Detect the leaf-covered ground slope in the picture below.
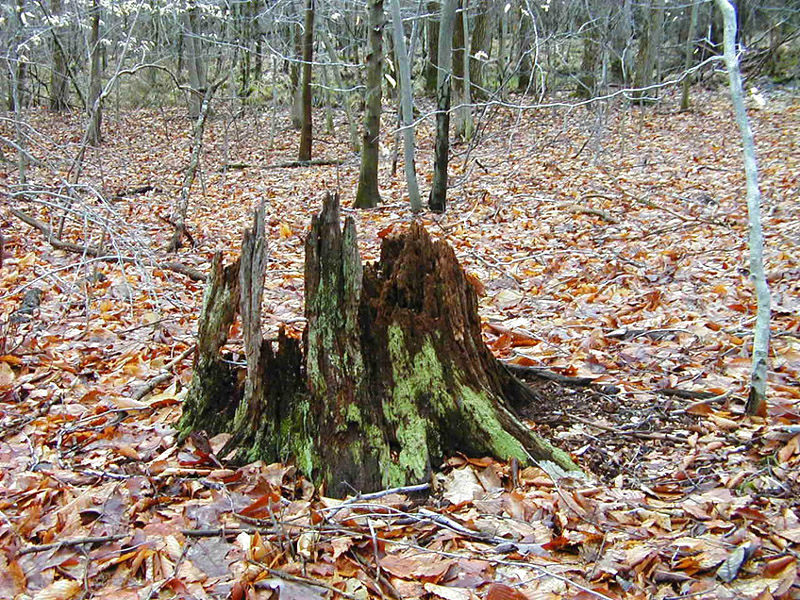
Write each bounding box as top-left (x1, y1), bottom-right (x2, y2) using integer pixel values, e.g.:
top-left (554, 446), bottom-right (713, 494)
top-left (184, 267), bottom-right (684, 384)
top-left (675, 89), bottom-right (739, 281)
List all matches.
top-left (1, 88), bottom-right (799, 599)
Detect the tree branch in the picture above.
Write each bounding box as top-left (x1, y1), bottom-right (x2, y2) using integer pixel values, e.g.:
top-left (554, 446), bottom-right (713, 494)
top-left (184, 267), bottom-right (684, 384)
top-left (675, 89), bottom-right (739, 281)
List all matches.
top-left (10, 208), bottom-right (206, 281)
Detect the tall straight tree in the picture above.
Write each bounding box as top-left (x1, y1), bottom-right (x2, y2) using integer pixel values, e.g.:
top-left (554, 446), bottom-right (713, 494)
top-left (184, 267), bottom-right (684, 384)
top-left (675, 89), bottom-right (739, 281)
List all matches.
top-left (49, 0), bottom-right (69, 111)
top-left (428, 0), bottom-right (457, 213)
top-left (354, 0), bottom-right (384, 208)
top-left (680, 0), bottom-right (701, 111)
top-left (87, 0), bottom-right (102, 146)
top-left (424, 1), bottom-right (440, 96)
top-left (458, 0), bottom-right (473, 140)
top-left (298, 0), bottom-right (314, 161)
top-left (184, 0), bottom-right (207, 118)
top-left (389, 0), bottom-right (421, 212)
top-left (715, 0), bottom-right (771, 417)
top-left (632, 0), bottom-right (663, 102)
top-left (468, 0), bottom-right (489, 99)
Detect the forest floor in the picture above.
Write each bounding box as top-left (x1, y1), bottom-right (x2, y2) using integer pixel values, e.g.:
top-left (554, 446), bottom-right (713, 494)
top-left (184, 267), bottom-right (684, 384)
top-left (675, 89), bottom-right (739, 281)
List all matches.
top-left (1, 85), bottom-right (799, 600)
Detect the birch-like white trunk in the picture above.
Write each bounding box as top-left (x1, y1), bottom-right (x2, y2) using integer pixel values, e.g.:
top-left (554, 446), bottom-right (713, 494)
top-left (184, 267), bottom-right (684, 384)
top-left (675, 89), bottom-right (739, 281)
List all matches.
top-left (319, 27), bottom-right (360, 152)
top-left (389, 0), bottom-right (421, 212)
top-left (715, 0), bottom-right (771, 416)
top-left (456, 0), bottom-right (474, 141)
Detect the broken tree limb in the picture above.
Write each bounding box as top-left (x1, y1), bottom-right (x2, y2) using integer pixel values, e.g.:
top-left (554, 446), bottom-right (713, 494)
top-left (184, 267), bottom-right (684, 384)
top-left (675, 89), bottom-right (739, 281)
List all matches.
top-left (263, 158), bottom-right (345, 169)
top-left (166, 76), bottom-right (227, 253)
top-left (129, 345), bottom-right (196, 401)
top-left (10, 208), bottom-right (206, 281)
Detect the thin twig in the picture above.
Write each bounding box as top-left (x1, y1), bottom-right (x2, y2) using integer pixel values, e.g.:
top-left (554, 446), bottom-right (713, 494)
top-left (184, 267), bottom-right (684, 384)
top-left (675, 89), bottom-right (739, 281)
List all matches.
top-left (254, 564), bottom-right (363, 600)
top-left (10, 208), bottom-right (206, 281)
top-left (17, 534), bottom-right (128, 556)
top-left (564, 412), bottom-right (687, 444)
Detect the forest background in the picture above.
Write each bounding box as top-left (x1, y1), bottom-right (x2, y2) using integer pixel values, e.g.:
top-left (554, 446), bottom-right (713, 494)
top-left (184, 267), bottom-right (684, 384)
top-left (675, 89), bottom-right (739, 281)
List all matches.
top-left (1, 1), bottom-right (799, 599)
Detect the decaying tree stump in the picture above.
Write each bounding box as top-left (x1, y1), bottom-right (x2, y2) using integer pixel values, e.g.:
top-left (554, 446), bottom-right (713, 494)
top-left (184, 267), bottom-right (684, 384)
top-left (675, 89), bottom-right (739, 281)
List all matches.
top-left (179, 194), bottom-right (579, 496)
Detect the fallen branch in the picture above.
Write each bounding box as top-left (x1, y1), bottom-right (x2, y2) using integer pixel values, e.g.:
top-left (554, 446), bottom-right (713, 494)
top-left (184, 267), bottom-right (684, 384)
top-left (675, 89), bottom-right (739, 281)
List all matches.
top-left (10, 208), bottom-right (206, 281)
top-left (503, 362), bottom-right (596, 387)
top-left (111, 184), bottom-right (160, 200)
top-left (182, 527), bottom-right (258, 537)
top-left (130, 345), bottom-right (196, 401)
top-left (564, 413), bottom-right (687, 444)
top-left (264, 158), bottom-right (345, 169)
top-left (658, 388), bottom-right (722, 401)
top-left (256, 565), bottom-right (364, 600)
top-left (17, 534), bottom-right (128, 556)
top-left (554, 201), bottom-right (619, 224)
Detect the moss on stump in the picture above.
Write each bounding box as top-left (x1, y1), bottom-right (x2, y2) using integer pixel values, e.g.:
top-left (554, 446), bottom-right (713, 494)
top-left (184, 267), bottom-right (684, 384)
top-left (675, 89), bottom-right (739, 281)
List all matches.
top-left (179, 194), bottom-right (580, 497)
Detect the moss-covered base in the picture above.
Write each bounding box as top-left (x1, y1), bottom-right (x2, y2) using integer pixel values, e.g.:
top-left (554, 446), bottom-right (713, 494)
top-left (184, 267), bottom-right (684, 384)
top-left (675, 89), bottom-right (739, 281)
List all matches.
top-left (180, 194), bottom-right (582, 498)
top-left (177, 355), bottom-right (239, 443)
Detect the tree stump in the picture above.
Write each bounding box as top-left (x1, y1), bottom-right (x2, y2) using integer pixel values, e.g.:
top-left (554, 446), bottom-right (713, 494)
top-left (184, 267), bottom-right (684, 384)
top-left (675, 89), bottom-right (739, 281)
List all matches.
top-left (179, 194), bottom-right (579, 497)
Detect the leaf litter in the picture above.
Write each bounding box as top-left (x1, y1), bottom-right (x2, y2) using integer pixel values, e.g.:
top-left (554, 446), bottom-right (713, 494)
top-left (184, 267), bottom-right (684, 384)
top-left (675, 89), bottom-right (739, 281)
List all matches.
top-left (1, 88), bottom-right (799, 599)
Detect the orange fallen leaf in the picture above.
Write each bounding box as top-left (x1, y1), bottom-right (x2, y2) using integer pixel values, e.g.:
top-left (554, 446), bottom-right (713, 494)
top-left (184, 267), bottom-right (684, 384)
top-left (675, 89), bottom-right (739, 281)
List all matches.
top-left (485, 583), bottom-right (529, 600)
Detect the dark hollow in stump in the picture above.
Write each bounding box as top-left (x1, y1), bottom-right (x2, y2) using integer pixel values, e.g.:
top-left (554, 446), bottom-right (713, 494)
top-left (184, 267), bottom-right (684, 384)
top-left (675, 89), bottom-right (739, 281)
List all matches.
top-left (179, 194), bottom-right (579, 497)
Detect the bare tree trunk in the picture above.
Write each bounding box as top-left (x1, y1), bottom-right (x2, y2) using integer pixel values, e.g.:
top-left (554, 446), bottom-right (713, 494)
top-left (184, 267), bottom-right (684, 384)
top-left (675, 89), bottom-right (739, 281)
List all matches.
top-left (354, 0), bottom-right (384, 208)
top-left (389, 0), bottom-right (421, 212)
top-left (610, 0), bottom-right (633, 84)
top-left (424, 1), bottom-right (440, 96)
top-left (469, 0), bottom-right (489, 99)
top-left (319, 27), bottom-right (359, 152)
top-left (10, 74), bottom-right (26, 185)
top-left (452, 0), bottom-right (464, 106)
top-left (680, 0), bottom-right (700, 111)
top-left (516, 9), bottom-right (532, 93)
top-left (497, 2), bottom-right (508, 96)
top-left (87, 0), bottom-right (102, 146)
top-left (8, 0), bottom-right (27, 183)
top-left (49, 0), bottom-right (69, 111)
top-left (253, 0), bottom-right (263, 84)
top-left (714, 0), bottom-right (770, 417)
top-left (577, 7), bottom-right (599, 99)
top-left (184, 0), bottom-right (208, 118)
top-left (428, 0), bottom-right (457, 213)
top-left (632, 0), bottom-right (663, 103)
top-left (167, 79), bottom-right (225, 253)
top-left (454, 0), bottom-right (473, 141)
top-left (290, 17), bottom-right (303, 129)
top-left (298, 0), bottom-right (314, 161)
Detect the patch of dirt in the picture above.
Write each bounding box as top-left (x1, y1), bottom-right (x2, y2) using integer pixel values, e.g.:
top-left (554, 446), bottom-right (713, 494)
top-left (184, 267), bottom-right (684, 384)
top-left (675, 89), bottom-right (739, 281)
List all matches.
top-left (517, 375), bottom-right (702, 484)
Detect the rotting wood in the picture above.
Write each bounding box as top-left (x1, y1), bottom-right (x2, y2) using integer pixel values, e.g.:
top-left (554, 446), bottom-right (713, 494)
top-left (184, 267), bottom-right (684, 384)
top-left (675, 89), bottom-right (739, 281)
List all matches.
top-left (179, 193), bottom-right (581, 497)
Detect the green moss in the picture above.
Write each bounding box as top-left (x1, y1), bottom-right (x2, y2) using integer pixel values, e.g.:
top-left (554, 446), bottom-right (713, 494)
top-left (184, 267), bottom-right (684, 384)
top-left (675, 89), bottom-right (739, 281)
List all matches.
top-left (385, 326), bottom-right (580, 476)
top-left (457, 384), bottom-right (529, 462)
top-left (243, 432), bottom-right (271, 464)
top-left (272, 396), bottom-right (316, 476)
top-left (457, 385), bottom-right (579, 473)
top-left (345, 402), bottom-right (363, 425)
top-left (385, 325), bottom-right (443, 483)
top-left (293, 398), bottom-right (316, 476)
